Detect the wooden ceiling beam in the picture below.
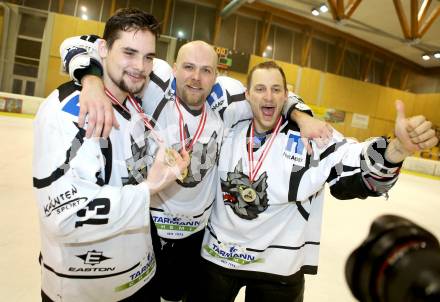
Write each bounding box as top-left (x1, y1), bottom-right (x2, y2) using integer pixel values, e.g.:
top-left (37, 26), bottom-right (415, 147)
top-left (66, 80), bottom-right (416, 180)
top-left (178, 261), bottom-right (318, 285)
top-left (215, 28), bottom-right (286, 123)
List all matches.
top-left (161, 0), bottom-right (172, 35)
top-left (393, 0), bottom-right (411, 39)
top-left (327, 0), bottom-right (339, 21)
top-left (418, 0), bottom-right (431, 23)
top-left (411, 0), bottom-right (419, 38)
top-left (300, 29), bottom-right (313, 67)
top-left (418, 5), bottom-right (440, 37)
top-left (213, 0), bottom-right (226, 45)
top-left (345, 0), bottom-right (362, 18)
top-left (384, 61), bottom-right (396, 87)
top-left (337, 0), bottom-right (345, 19)
top-left (335, 39), bottom-right (347, 75)
top-left (400, 69), bottom-right (410, 90)
top-left (241, 2), bottom-right (439, 74)
top-left (362, 51), bottom-right (375, 82)
top-left (258, 12), bottom-right (273, 56)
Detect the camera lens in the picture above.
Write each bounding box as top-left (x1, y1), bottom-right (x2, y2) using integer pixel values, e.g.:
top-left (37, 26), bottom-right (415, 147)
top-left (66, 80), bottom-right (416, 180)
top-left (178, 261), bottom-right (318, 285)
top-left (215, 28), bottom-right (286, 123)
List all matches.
top-left (345, 215), bottom-right (440, 302)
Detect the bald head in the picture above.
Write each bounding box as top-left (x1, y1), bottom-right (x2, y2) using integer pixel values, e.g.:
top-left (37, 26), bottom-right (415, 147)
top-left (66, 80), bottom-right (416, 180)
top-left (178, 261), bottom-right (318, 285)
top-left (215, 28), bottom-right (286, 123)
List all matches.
top-left (173, 40), bottom-right (218, 109)
top-left (176, 40), bottom-right (218, 68)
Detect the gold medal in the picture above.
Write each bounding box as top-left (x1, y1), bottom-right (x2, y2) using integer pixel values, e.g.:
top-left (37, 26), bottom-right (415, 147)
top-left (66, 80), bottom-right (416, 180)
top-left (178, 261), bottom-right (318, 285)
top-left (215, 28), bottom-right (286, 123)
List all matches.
top-left (177, 167), bottom-right (188, 181)
top-left (177, 151), bottom-right (191, 181)
top-left (239, 186), bottom-right (257, 203)
top-left (164, 148), bottom-right (177, 167)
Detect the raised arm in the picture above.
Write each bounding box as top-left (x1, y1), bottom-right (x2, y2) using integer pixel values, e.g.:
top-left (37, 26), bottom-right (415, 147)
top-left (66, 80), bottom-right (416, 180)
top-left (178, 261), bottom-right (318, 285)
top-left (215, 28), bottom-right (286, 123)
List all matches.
top-left (60, 35), bottom-right (117, 138)
top-left (325, 99), bottom-right (438, 200)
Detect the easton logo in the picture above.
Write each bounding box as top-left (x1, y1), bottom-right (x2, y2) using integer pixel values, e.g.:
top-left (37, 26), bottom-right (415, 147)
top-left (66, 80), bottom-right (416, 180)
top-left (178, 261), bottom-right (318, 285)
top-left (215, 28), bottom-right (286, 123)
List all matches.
top-left (76, 250), bottom-right (111, 265)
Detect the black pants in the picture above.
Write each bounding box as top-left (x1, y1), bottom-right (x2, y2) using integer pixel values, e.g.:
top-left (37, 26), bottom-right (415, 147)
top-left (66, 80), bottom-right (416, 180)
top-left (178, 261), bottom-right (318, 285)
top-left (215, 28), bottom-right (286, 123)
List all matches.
top-left (150, 220), bottom-right (205, 302)
top-left (41, 276), bottom-right (160, 302)
top-left (186, 259), bottom-right (305, 302)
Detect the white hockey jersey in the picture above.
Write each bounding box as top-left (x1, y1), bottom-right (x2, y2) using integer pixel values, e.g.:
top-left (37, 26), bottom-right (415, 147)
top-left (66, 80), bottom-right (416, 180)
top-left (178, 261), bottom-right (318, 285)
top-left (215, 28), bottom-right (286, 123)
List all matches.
top-left (59, 36), bottom-right (312, 240)
top-left (33, 82), bottom-right (156, 301)
top-left (201, 119), bottom-right (400, 279)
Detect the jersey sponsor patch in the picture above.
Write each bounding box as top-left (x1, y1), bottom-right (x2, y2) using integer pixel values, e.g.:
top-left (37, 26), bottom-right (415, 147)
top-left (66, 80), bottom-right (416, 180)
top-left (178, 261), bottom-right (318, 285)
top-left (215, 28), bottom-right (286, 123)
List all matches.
top-left (284, 130), bottom-right (307, 167)
top-left (62, 95), bottom-right (80, 116)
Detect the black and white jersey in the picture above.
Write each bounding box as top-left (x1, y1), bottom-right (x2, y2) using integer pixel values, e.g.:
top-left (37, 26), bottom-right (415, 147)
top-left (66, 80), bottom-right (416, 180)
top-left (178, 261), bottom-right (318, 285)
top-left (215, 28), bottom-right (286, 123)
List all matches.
top-left (33, 82), bottom-right (155, 301)
top-left (201, 119), bottom-right (400, 278)
top-left (59, 36), bottom-right (311, 240)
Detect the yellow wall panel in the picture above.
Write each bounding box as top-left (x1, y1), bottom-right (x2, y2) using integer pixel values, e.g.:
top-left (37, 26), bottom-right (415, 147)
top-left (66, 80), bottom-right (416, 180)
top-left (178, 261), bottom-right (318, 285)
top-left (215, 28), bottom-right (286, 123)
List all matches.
top-left (347, 80), bottom-right (380, 115)
top-left (276, 60), bottom-right (298, 87)
top-left (76, 19), bottom-right (102, 36)
top-left (321, 73), bottom-right (353, 111)
top-left (45, 57), bottom-right (70, 97)
top-left (50, 14), bottom-right (78, 57)
top-left (298, 67), bottom-right (320, 105)
top-left (376, 87), bottom-right (415, 121)
top-left (416, 94), bottom-right (440, 125)
top-left (227, 71), bottom-right (247, 85)
top-left (370, 118), bottom-right (394, 138)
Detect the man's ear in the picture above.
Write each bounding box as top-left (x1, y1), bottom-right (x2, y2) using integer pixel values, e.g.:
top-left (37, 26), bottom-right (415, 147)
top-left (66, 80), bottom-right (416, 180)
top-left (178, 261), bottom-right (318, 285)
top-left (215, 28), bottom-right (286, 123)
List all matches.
top-left (98, 39), bottom-right (108, 58)
top-left (172, 63), bottom-right (177, 77)
top-left (245, 88), bottom-right (250, 101)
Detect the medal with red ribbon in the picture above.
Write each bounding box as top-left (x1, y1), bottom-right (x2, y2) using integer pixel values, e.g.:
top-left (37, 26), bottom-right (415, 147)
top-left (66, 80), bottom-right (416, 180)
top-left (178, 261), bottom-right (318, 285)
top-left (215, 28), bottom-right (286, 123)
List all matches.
top-left (241, 116), bottom-right (283, 203)
top-left (173, 96), bottom-right (207, 180)
top-left (104, 88), bottom-right (163, 143)
top-left (174, 96), bottom-right (207, 152)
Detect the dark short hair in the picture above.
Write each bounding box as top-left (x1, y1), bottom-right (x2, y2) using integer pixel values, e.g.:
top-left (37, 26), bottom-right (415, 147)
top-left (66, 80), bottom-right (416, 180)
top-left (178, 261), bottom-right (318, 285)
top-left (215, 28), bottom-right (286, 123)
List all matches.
top-left (246, 61), bottom-right (287, 91)
top-left (103, 8), bottom-right (160, 49)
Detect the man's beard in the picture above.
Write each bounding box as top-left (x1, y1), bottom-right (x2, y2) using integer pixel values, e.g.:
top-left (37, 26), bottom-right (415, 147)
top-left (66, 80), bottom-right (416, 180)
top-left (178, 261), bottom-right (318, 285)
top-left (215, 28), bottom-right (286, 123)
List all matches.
top-left (110, 72), bottom-right (145, 95)
top-left (180, 88), bottom-right (205, 108)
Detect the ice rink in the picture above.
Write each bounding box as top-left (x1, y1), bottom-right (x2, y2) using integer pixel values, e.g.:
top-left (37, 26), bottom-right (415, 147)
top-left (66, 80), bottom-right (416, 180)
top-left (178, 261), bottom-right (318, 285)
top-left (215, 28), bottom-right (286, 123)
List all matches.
top-left (1, 114), bottom-right (439, 302)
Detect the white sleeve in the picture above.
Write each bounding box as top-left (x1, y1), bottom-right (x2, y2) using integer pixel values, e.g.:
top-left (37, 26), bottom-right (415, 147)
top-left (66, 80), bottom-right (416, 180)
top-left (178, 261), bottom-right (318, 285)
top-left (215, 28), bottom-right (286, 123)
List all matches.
top-left (59, 35), bottom-right (102, 84)
top-left (33, 92), bottom-right (150, 244)
top-left (207, 76), bottom-right (251, 129)
top-left (318, 131), bottom-right (401, 199)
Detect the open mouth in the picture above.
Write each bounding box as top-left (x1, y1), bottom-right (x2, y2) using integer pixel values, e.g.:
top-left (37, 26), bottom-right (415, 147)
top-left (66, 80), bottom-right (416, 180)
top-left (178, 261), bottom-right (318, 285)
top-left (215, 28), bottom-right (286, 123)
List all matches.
top-left (261, 105), bottom-right (276, 118)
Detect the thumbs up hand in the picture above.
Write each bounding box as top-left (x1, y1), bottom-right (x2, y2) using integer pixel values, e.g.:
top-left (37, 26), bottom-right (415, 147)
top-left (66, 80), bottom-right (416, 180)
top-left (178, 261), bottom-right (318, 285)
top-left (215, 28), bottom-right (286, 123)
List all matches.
top-left (385, 100), bottom-right (439, 163)
top-left (394, 99), bottom-right (438, 154)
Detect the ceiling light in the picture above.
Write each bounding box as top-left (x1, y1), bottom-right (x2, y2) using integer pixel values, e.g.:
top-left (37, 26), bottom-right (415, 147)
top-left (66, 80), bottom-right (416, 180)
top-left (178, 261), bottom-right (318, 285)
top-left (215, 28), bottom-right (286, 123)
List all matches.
top-left (422, 54), bottom-right (430, 61)
top-left (433, 52), bottom-right (440, 59)
top-left (311, 8), bottom-right (320, 16)
top-left (266, 45), bottom-right (272, 51)
top-left (177, 30), bottom-right (185, 38)
top-left (80, 6), bottom-right (87, 12)
top-left (81, 14), bottom-right (88, 20)
top-left (319, 4), bottom-right (328, 13)
top-left (262, 52), bottom-right (267, 57)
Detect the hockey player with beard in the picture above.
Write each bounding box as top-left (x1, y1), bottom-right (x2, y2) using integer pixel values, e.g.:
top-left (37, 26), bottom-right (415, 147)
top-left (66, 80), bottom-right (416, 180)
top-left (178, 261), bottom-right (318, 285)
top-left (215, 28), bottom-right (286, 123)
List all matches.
top-left (59, 34), bottom-right (333, 301)
top-left (33, 9), bottom-right (189, 302)
top-left (191, 61), bottom-right (439, 302)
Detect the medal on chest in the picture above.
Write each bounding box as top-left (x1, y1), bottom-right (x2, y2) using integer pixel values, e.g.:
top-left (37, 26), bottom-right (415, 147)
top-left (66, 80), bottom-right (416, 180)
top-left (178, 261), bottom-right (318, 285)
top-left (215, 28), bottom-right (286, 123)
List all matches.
top-left (174, 96), bottom-right (206, 181)
top-left (241, 116), bottom-right (283, 203)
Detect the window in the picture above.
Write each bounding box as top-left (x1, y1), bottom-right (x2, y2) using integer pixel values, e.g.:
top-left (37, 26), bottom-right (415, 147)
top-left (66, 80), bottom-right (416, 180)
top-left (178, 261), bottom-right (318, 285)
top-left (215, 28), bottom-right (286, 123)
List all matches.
top-left (236, 16), bottom-right (256, 54)
top-left (171, 1), bottom-right (195, 40)
top-left (23, 0), bottom-right (49, 10)
top-left (310, 37), bottom-right (327, 70)
top-left (343, 49), bottom-right (360, 79)
top-left (193, 5), bottom-right (216, 44)
top-left (77, 0), bottom-right (102, 21)
top-left (218, 15), bottom-right (236, 49)
top-left (292, 31), bottom-right (303, 65)
top-left (274, 26), bottom-right (292, 63)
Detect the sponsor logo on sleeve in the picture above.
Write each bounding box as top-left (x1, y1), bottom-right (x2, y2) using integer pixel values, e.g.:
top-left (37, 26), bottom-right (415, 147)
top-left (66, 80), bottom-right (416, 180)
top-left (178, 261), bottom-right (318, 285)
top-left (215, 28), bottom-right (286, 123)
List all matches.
top-left (283, 130), bottom-right (307, 167)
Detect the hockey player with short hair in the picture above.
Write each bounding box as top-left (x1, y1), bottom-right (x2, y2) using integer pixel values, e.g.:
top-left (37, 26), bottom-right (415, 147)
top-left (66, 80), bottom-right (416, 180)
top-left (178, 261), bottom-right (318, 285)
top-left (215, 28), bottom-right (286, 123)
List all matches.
top-left (33, 9), bottom-right (189, 302)
top-left (190, 61), bottom-right (439, 302)
top-left (59, 33), bottom-right (333, 301)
